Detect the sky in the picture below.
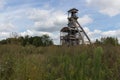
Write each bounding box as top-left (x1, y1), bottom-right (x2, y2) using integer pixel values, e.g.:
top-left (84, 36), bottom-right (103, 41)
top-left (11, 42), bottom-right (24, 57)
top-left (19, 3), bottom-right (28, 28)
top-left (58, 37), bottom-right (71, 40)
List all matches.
top-left (0, 0), bottom-right (120, 44)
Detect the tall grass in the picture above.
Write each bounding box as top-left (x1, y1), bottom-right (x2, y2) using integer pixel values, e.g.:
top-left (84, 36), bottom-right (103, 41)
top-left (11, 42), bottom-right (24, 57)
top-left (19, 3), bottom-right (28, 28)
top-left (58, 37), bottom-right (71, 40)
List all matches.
top-left (0, 45), bottom-right (120, 80)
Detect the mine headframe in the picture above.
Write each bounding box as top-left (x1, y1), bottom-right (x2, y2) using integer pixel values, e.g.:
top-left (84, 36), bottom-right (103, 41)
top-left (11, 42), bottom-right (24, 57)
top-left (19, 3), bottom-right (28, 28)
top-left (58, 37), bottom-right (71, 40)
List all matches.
top-left (60, 8), bottom-right (91, 46)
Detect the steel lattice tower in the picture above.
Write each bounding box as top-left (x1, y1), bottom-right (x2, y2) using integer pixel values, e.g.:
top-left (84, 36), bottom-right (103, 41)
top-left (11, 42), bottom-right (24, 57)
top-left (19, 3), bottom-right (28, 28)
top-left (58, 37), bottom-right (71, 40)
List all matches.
top-left (60, 8), bottom-right (91, 45)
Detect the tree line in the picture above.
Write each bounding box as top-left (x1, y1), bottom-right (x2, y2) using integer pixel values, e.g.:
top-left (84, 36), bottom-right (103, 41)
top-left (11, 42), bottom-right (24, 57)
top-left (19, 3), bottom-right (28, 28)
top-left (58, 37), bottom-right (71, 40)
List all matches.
top-left (0, 35), bottom-right (119, 46)
top-left (0, 35), bottom-right (53, 47)
top-left (95, 37), bottom-right (119, 46)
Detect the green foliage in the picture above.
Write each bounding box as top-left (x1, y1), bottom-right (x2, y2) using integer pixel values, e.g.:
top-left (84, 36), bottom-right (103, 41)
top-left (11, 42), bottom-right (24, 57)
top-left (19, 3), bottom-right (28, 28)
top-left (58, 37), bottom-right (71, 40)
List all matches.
top-left (93, 47), bottom-right (103, 80)
top-left (95, 37), bottom-right (119, 46)
top-left (0, 34), bottom-right (53, 47)
top-left (0, 40), bottom-right (7, 44)
top-left (101, 37), bottom-right (119, 46)
top-left (0, 45), bottom-right (120, 80)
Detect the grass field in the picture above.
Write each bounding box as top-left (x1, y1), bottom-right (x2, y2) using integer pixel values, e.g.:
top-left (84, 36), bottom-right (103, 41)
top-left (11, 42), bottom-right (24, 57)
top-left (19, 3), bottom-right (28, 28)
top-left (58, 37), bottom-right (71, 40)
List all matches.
top-left (0, 44), bottom-right (120, 80)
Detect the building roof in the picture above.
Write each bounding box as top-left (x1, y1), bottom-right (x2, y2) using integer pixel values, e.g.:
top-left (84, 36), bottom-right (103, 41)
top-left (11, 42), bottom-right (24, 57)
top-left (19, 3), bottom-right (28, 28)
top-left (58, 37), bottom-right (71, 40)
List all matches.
top-left (68, 8), bottom-right (78, 13)
top-left (60, 27), bottom-right (70, 32)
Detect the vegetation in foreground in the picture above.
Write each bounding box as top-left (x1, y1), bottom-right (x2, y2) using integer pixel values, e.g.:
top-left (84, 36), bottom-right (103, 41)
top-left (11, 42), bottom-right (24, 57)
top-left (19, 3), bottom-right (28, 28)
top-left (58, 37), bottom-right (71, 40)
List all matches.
top-left (0, 44), bottom-right (120, 80)
top-left (0, 36), bottom-right (120, 80)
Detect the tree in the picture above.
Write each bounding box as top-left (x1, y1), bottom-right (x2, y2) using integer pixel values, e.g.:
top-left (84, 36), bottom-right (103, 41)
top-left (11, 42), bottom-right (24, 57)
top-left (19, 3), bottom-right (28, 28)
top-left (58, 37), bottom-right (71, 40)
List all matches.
top-left (95, 39), bottom-right (101, 45)
top-left (41, 35), bottom-right (53, 46)
top-left (0, 34), bottom-right (54, 47)
top-left (101, 37), bottom-right (119, 46)
top-left (32, 36), bottom-right (43, 47)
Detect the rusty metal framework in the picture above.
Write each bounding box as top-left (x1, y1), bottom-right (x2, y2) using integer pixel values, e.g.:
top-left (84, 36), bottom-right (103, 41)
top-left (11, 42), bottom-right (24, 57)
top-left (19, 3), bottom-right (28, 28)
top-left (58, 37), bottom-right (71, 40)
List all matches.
top-left (60, 8), bottom-right (91, 45)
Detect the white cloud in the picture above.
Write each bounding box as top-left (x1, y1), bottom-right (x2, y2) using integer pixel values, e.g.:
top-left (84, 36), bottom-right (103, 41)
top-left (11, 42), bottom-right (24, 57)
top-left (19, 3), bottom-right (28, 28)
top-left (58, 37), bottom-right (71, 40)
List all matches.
top-left (24, 8), bottom-right (94, 44)
top-left (20, 29), bottom-right (59, 44)
top-left (101, 30), bottom-right (120, 43)
top-left (0, 22), bottom-right (16, 32)
top-left (20, 30), bottom-right (53, 37)
top-left (1, 26), bottom-right (120, 44)
top-left (78, 15), bottom-right (93, 25)
top-left (27, 8), bottom-right (93, 32)
top-left (1, 6), bottom-right (119, 44)
top-left (27, 8), bottom-right (67, 32)
top-left (84, 27), bottom-right (102, 42)
top-left (19, 27), bottom-right (120, 45)
top-left (86, 0), bottom-right (120, 17)
top-left (102, 30), bottom-right (120, 37)
top-left (0, 6), bottom-right (119, 44)
top-left (0, 0), bottom-right (6, 9)
top-left (0, 32), bottom-right (10, 40)
top-left (84, 27), bottom-right (120, 43)
top-left (0, 22), bottom-right (17, 40)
